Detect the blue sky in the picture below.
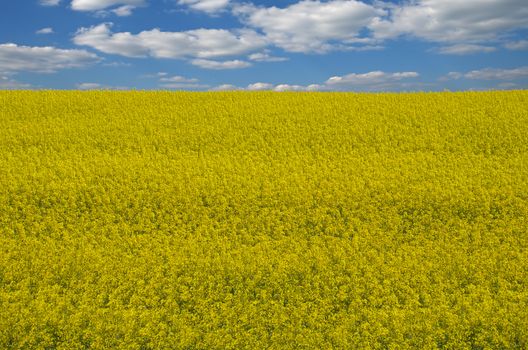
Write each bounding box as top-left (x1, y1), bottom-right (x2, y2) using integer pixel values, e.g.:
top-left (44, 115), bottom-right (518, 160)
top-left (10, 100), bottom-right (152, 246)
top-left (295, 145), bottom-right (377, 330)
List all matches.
top-left (1, 0), bottom-right (527, 91)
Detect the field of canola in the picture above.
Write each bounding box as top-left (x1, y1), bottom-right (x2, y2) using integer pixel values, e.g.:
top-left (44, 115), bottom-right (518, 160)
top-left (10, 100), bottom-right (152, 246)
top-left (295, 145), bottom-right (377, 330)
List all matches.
top-left (1, 91), bottom-right (527, 349)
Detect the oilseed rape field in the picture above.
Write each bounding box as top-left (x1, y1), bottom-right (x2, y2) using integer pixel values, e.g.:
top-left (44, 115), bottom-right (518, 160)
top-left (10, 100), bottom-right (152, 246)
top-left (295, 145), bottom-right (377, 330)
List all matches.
top-left (1, 91), bottom-right (527, 349)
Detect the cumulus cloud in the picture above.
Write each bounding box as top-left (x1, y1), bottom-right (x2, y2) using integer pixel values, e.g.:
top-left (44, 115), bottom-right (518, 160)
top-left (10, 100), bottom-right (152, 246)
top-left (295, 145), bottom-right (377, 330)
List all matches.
top-left (436, 44), bottom-right (497, 55)
top-left (68, 1), bottom-right (528, 72)
top-left (235, 0), bottom-right (384, 53)
top-left (178, 0), bottom-right (230, 13)
top-left (74, 23), bottom-right (267, 62)
top-left (247, 82), bottom-right (274, 90)
top-left (230, 0), bottom-right (528, 53)
top-left (371, 0), bottom-right (528, 43)
top-left (36, 27), bottom-right (54, 35)
top-left (0, 43), bottom-right (100, 73)
top-left (190, 59), bottom-right (251, 69)
top-left (231, 0), bottom-right (528, 52)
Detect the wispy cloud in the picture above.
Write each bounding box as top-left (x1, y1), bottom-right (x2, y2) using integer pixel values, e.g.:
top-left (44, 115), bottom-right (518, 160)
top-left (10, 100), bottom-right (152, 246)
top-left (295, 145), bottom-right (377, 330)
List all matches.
top-left (159, 83), bottom-right (210, 89)
top-left (436, 44), bottom-right (496, 55)
top-left (39, 0), bottom-right (61, 6)
top-left (71, 0), bottom-right (147, 14)
top-left (178, 0), bottom-right (230, 14)
top-left (325, 71), bottom-right (419, 90)
top-left (441, 66), bottom-right (528, 81)
top-left (77, 82), bottom-right (130, 90)
top-left (159, 75), bottom-right (199, 83)
top-left (465, 67), bottom-right (528, 80)
top-left (504, 40), bottom-right (528, 51)
top-left (36, 27), bottom-right (54, 35)
top-left (248, 52), bottom-right (288, 62)
top-left (190, 59), bottom-right (251, 69)
top-left (0, 76), bottom-right (32, 89)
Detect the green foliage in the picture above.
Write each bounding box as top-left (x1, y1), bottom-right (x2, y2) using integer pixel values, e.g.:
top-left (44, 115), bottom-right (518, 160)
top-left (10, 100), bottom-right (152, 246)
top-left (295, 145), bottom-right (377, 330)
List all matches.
top-left (0, 91), bottom-right (527, 349)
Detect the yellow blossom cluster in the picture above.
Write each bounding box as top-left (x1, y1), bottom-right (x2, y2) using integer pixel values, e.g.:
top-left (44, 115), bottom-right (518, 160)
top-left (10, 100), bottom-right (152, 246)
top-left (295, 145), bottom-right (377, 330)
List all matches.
top-left (0, 91), bottom-right (527, 349)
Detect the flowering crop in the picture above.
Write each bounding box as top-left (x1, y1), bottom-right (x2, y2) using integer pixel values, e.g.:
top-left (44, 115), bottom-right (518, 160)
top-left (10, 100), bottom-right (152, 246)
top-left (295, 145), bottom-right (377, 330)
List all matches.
top-left (0, 91), bottom-right (527, 349)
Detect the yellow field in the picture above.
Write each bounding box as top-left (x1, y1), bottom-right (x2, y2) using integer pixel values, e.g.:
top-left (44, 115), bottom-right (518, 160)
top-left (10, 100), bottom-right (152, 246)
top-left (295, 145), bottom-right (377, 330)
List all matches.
top-left (1, 91), bottom-right (527, 349)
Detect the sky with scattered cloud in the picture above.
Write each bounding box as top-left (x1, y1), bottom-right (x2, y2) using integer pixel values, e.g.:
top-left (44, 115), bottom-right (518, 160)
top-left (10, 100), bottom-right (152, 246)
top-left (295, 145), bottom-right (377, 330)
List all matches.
top-left (1, 0), bottom-right (527, 90)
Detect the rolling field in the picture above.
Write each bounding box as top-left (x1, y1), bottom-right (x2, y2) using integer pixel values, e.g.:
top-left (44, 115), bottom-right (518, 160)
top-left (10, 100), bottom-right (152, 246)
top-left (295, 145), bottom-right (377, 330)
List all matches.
top-left (1, 91), bottom-right (528, 349)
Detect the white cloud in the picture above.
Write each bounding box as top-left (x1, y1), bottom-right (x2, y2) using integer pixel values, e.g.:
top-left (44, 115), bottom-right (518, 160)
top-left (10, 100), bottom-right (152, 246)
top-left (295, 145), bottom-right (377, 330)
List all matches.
top-left (436, 44), bottom-right (496, 55)
top-left (178, 0), bottom-right (229, 13)
top-left (211, 84), bottom-right (242, 91)
top-left (346, 45), bottom-right (385, 52)
top-left (0, 43), bottom-right (100, 73)
top-left (211, 70), bottom-right (421, 92)
top-left (77, 82), bottom-right (130, 89)
top-left (326, 71), bottom-right (419, 88)
top-left (159, 75), bottom-right (199, 83)
top-left (248, 52), bottom-right (288, 62)
top-left (504, 40), bottom-right (528, 50)
top-left (190, 59), bottom-right (251, 69)
top-left (274, 84), bottom-right (312, 91)
top-left (77, 82), bottom-right (103, 89)
top-left (36, 27), bottom-right (54, 35)
top-left (71, 0), bottom-right (146, 11)
top-left (464, 67), bottom-right (528, 80)
top-left (438, 71), bottom-right (464, 81)
top-left (40, 0), bottom-right (61, 6)
top-left (371, 0), bottom-right (528, 43)
top-left (74, 23), bottom-right (267, 61)
top-left (211, 82), bottom-right (321, 91)
top-left (235, 0), bottom-right (384, 53)
top-left (246, 83), bottom-right (319, 91)
top-left (111, 5), bottom-right (136, 16)
top-left (230, 0), bottom-right (528, 54)
top-left (102, 61), bottom-right (131, 67)
top-left (155, 74), bottom-right (205, 88)
top-left (440, 66), bottom-right (528, 81)
top-left (77, 83), bottom-right (131, 90)
top-left (247, 82), bottom-right (274, 90)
